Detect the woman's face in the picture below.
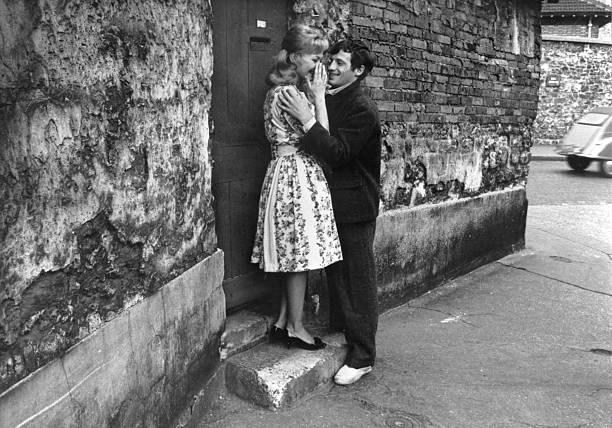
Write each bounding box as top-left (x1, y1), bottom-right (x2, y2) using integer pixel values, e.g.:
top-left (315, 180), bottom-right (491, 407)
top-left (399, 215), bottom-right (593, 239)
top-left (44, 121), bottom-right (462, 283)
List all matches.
top-left (292, 52), bottom-right (323, 79)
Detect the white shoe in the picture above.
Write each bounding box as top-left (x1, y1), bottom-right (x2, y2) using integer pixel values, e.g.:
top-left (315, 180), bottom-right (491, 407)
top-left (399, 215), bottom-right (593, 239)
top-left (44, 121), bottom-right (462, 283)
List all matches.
top-left (334, 364), bottom-right (372, 385)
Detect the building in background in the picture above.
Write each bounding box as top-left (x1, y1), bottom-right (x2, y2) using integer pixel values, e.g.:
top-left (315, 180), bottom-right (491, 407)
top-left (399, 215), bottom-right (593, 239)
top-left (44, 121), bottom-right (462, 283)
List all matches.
top-left (542, 0), bottom-right (612, 40)
top-left (535, 0), bottom-right (612, 144)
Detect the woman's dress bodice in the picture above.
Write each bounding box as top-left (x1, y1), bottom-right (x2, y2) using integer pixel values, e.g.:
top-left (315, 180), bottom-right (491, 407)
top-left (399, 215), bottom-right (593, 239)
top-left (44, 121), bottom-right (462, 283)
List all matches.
top-left (263, 85), bottom-right (315, 158)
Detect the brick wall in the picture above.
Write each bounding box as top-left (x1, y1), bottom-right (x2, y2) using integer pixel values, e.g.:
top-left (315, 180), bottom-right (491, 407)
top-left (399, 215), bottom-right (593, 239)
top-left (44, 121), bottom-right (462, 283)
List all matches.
top-left (534, 40), bottom-right (612, 144)
top-left (543, 24), bottom-right (590, 38)
top-left (297, 0), bottom-right (541, 208)
top-left (0, 0), bottom-right (215, 392)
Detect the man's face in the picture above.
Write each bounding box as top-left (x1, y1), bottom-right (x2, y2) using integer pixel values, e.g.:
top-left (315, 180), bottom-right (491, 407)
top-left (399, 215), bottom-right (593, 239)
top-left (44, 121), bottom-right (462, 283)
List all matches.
top-left (327, 50), bottom-right (362, 88)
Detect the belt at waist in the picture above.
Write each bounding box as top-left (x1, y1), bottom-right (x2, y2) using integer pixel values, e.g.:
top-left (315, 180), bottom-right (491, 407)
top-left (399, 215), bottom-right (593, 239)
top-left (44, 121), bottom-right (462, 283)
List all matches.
top-left (276, 144), bottom-right (299, 157)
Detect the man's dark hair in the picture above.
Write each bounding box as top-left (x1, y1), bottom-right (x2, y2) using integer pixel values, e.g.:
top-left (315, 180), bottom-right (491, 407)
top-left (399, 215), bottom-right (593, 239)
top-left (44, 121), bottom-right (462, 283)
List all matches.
top-left (328, 39), bottom-right (375, 80)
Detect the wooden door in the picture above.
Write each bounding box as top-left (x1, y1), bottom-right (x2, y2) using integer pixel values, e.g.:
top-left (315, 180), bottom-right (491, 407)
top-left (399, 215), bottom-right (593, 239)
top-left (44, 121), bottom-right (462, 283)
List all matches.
top-left (211, 0), bottom-right (288, 309)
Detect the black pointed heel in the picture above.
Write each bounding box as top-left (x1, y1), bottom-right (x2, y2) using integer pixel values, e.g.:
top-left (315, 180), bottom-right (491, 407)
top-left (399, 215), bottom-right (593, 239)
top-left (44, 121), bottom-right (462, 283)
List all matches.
top-left (269, 326), bottom-right (288, 343)
top-left (286, 335), bottom-right (326, 350)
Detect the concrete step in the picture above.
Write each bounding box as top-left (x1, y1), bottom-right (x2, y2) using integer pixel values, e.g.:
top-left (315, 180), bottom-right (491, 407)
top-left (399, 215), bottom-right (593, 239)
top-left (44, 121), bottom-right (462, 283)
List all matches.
top-left (219, 311), bottom-right (273, 360)
top-left (180, 310), bottom-right (345, 420)
top-left (225, 333), bottom-right (347, 410)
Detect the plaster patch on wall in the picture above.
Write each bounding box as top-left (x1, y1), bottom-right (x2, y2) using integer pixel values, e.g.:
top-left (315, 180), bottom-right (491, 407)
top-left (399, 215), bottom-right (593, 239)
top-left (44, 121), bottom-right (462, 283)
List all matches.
top-left (423, 151), bottom-right (482, 191)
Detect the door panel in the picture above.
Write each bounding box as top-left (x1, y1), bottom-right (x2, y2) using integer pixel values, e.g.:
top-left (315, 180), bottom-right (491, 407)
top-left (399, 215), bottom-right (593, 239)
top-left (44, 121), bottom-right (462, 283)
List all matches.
top-left (212, 145), bottom-right (269, 183)
top-left (226, 3), bottom-right (249, 126)
top-left (213, 181), bottom-right (232, 271)
top-left (228, 179), bottom-right (262, 278)
top-left (211, 0), bottom-right (288, 309)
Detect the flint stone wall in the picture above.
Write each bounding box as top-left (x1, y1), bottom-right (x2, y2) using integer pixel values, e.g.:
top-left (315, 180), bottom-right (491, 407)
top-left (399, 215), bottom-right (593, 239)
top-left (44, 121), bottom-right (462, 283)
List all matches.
top-left (534, 40), bottom-right (612, 144)
top-left (0, 0), bottom-right (216, 393)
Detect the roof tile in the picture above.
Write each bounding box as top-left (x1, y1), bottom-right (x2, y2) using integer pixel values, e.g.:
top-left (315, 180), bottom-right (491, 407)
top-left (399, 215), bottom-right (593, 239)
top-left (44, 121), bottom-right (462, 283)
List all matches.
top-left (542, 0), bottom-right (612, 14)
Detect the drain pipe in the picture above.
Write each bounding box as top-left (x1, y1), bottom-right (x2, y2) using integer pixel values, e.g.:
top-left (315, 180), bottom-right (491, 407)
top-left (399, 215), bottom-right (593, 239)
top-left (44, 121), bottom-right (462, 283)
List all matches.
top-left (588, 16), bottom-right (593, 38)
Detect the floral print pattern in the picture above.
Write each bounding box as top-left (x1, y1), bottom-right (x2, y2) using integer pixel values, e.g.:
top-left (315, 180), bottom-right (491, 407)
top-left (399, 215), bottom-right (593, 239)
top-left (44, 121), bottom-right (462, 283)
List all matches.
top-left (251, 86), bottom-right (342, 272)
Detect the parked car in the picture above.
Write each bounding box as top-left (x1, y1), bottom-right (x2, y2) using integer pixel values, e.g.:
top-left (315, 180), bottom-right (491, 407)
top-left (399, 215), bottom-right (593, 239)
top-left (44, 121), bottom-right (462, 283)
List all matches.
top-left (555, 107), bottom-right (612, 177)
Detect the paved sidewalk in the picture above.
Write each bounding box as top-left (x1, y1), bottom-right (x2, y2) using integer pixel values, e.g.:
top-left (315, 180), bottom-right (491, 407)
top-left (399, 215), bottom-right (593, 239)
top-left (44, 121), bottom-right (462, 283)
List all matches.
top-left (195, 201), bottom-right (612, 427)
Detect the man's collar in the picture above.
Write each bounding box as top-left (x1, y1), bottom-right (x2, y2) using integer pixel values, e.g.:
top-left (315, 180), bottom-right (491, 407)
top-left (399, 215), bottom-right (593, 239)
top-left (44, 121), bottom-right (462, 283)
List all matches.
top-left (326, 79), bottom-right (360, 96)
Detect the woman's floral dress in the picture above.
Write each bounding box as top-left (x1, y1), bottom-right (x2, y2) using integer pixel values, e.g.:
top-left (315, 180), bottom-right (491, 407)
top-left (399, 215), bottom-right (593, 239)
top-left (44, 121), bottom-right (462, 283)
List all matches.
top-left (251, 85), bottom-right (343, 272)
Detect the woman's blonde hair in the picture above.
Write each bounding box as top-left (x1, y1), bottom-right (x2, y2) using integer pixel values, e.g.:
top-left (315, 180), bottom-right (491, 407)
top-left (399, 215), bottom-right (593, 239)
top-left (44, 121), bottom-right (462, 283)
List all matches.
top-left (266, 24), bottom-right (329, 86)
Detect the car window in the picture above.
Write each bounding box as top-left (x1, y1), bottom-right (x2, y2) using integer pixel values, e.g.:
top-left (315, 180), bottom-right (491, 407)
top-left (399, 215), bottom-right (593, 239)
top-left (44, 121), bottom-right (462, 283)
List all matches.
top-left (604, 118), bottom-right (612, 137)
top-left (577, 113), bottom-right (609, 126)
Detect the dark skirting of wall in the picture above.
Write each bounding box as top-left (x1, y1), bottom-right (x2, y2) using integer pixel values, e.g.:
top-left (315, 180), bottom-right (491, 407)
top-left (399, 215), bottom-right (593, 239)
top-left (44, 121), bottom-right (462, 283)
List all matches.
top-left (0, 251), bottom-right (225, 428)
top-left (374, 188), bottom-right (527, 312)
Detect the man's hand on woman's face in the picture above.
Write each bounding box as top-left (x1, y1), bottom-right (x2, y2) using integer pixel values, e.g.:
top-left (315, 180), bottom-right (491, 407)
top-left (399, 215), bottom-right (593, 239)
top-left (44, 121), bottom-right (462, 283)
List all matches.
top-left (278, 86), bottom-right (314, 125)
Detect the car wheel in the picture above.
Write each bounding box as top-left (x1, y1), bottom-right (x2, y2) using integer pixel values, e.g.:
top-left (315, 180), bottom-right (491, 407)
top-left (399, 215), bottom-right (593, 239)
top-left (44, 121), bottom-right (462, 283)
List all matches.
top-left (599, 160), bottom-right (612, 177)
top-left (567, 156), bottom-right (591, 171)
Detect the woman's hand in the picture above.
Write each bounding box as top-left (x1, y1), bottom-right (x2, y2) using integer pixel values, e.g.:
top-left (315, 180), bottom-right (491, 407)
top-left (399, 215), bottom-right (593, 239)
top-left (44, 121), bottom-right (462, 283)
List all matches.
top-left (306, 62), bottom-right (327, 102)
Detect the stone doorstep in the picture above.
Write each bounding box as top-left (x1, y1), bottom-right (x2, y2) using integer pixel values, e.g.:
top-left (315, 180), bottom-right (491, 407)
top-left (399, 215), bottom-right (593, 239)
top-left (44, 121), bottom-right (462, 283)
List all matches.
top-left (219, 310), bottom-right (274, 360)
top-left (175, 314), bottom-right (345, 425)
top-left (225, 332), bottom-right (347, 410)
top-left (218, 310), bottom-right (347, 411)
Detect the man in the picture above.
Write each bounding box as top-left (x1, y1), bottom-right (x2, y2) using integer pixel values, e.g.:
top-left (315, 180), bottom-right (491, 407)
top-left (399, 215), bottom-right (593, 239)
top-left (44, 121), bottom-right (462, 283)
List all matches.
top-left (278, 39), bottom-right (381, 386)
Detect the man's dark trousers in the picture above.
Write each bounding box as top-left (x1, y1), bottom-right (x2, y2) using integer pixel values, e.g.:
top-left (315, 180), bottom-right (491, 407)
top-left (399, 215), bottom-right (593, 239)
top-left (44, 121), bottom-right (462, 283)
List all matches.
top-left (300, 79), bottom-right (382, 369)
top-left (327, 220), bottom-right (378, 368)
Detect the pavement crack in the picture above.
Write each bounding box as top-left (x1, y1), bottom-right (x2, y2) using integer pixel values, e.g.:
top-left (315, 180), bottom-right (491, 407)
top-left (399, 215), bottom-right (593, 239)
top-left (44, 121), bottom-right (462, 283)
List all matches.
top-left (497, 262), bottom-right (612, 298)
top-left (589, 387), bottom-right (612, 397)
top-left (510, 421), bottom-right (580, 428)
top-left (568, 346), bottom-right (612, 356)
top-left (588, 348), bottom-right (612, 356)
top-left (352, 395), bottom-right (433, 427)
top-left (530, 226), bottom-right (610, 257)
top-left (407, 305), bottom-right (478, 327)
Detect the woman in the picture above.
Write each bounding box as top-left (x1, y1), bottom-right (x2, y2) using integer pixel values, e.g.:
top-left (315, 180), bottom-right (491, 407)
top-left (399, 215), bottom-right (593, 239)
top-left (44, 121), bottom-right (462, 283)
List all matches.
top-left (251, 25), bottom-right (342, 350)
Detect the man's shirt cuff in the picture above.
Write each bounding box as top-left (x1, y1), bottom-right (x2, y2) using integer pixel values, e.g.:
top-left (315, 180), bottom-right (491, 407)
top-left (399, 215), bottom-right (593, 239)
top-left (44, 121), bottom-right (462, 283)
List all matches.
top-left (303, 117), bottom-right (316, 133)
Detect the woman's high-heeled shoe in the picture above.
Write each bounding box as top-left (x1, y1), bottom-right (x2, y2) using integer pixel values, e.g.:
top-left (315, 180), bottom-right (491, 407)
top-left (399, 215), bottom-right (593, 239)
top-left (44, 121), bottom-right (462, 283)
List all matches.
top-left (286, 334), bottom-right (326, 350)
top-left (269, 325), bottom-right (288, 343)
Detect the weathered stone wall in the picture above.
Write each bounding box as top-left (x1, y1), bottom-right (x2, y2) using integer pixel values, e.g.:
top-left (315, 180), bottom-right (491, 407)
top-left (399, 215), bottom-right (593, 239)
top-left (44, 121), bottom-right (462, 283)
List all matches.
top-left (534, 40), bottom-right (612, 144)
top-left (0, 0), bottom-right (215, 393)
top-left (294, 0), bottom-right (540, 209)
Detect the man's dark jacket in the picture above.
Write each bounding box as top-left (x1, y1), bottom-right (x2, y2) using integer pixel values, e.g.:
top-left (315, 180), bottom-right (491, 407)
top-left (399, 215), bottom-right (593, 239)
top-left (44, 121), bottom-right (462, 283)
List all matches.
top-left (301, 80), bottom-right (381, 223)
